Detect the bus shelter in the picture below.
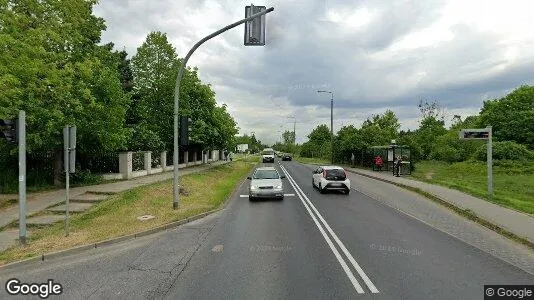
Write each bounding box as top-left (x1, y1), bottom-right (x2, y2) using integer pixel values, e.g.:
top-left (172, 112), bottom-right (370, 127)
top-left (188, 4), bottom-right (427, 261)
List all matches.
top-left (370, 145), bottom-right (411, 175)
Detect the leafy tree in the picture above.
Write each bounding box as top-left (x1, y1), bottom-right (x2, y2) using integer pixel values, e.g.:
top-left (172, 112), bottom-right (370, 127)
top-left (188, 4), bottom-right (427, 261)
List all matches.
top-left (414, 117), bottom-right (447, 160)
top-left (130, 31), bottom-right (179, 150)
top-left (429, 116), bottom-right (482, 162)
top-left (282, 130), bottom-right (295, 145)
top-left (300, 124), bottom-right (331, 158)
top-left (0, 0), bottom-right (130, 185)
top-left (209, 104), bottom-right (239, 150)
top-left (478, 85), bottom-right (534, 149)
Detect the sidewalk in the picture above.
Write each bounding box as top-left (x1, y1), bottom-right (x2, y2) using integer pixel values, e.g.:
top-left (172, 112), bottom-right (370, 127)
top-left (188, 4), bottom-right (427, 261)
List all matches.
top-left (0, 161), bottom-right (230, 229)
top-left (345, 166), bottom-right (534, 245)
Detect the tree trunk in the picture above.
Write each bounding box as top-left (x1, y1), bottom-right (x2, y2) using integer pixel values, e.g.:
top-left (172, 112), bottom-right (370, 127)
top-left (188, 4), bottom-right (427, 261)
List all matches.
top-left (53, 149), bottom-right (63, 186)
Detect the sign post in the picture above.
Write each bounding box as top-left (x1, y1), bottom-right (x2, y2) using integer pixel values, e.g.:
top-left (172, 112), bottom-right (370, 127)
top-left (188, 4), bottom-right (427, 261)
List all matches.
top-left (18, 111), bottom-right (27, 245)
top-left (459, 127), bottom-right (493, 196)
top-left (63, 125), bottom-right (76, 236)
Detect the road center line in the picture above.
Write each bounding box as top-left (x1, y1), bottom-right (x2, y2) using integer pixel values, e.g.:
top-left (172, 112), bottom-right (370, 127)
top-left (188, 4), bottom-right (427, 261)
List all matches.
top-left (280, 165), bottom-right (365, 294)
top-left (280, 164), bottom-right (380, 294)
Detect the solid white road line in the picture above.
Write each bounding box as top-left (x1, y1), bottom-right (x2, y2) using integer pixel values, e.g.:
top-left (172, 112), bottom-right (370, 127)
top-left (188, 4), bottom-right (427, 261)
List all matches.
top-left (280, 166), bottom-right (365, 294)
top-left (280, 164), bottom-right (380, 294)
top-left (239, 194), bottom-right (296, 197)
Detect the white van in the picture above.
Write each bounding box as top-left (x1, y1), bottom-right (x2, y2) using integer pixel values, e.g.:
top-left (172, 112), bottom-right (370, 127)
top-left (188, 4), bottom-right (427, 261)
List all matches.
top-left (261, 148), bottom-right (275, 163)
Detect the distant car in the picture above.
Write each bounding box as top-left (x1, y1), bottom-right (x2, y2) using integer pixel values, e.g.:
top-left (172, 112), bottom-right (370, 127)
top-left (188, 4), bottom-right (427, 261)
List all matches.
top-left (247, 167), bottom-right (285, 201)
top-left (312, 166), bottom-right (350, 194)
top-left (261, 148), bottom-right (275, 163)
top-left (281, 154), bottom-right (292, 161)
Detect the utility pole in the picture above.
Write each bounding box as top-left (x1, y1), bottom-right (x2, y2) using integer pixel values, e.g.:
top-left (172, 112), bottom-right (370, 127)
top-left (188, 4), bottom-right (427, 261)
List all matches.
top-left (317, 90), bottom-right (334, 164)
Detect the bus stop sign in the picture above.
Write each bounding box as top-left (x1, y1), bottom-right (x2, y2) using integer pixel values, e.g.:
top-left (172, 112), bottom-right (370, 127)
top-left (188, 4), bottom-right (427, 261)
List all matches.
top-left (459, 128), bottom-right (490, 140)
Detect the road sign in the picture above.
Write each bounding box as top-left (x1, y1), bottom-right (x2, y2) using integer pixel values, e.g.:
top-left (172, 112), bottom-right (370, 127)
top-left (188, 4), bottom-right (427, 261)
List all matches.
top-left (459, 128), bottom-right (490, 140)
top-left (244, 5), bottom-right (266, 46)
top-left (17, 111), bottom-right (27, 245)
top-left (460, 126), bottom-right (493, 196)
top-left (63, 125), bottom-right (76, 236)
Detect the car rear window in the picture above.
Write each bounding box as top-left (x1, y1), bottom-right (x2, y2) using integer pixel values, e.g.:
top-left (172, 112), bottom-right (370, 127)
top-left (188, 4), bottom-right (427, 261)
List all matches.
top-left (325, 169), bottom-right (346, 180)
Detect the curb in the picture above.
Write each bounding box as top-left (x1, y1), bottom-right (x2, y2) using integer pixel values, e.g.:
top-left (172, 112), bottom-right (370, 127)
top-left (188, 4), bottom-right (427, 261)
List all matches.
top-left (344, 168), bottom-right (534, 249)
top-left (0, 168), bottom-right (249, 272)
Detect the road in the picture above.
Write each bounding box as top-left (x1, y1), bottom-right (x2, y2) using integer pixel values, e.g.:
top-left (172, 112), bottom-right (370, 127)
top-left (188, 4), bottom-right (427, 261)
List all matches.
top-left (1, 159), bottom-right (533, 299)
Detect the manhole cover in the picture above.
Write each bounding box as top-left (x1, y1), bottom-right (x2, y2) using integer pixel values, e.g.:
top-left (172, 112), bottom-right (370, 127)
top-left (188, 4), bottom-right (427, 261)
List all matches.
top-left (137, 215), bottom-right (155, 221)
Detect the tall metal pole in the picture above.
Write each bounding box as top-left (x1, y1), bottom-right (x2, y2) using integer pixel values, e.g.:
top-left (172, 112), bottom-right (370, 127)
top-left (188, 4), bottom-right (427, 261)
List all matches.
top-left (173, 7), bottom-right (275, 209)
top-left (293, 118), bottom-right (296, 157)
top-left (63, 126), bottom-right (70, 236)
top-left (487, 126), bottom-right (493, 196)
top-left (18, 110), bottom-right (26, 245)
top-left (330, 92), bottom-right (333, 164)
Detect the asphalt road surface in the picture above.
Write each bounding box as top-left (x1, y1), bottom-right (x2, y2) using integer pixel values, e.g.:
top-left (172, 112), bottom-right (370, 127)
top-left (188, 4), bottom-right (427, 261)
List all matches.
top-left (1, 159), bottom-right (533, 299)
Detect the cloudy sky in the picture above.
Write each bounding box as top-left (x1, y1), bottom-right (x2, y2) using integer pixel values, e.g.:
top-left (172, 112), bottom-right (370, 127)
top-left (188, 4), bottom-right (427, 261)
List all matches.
top-left (94, 0), bottom-right (534, 145)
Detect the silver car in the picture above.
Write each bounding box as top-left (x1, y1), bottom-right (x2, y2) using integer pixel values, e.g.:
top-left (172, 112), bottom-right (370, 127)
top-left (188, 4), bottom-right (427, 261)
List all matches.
top-left (247, 167), bottom-right (286, 201)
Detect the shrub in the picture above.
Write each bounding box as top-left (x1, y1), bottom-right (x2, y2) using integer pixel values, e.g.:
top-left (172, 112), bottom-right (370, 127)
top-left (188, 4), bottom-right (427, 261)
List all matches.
top-left (474, 141), bottom-right (534, 161)
top-left (430, 145), bottom-right (461, 163)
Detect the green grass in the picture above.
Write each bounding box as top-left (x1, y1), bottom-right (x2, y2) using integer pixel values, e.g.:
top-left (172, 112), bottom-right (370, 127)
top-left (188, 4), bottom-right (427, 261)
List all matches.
top-left (294, 156), bottom-right (330, 165)
top-left (0, 160), bottom-right (255, 265)
top-left (410, 160), bottom-right (534, 214)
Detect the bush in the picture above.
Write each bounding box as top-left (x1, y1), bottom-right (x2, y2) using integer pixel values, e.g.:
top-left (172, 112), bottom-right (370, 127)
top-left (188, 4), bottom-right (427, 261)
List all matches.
top-left (430, 145), bottom-right (461, 163)
top-left (70, 169), bottom-right (103, 186)
top-left (474, 141), bottom-right (534, 161)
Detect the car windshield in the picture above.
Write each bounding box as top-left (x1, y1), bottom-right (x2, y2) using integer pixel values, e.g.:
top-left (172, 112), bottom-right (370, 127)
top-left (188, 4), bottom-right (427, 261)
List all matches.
top-left (325, 169), bottom-right (346, 180)
top-left (262, 150), bottom-right (274, 156)
top-left (253, 170), bottom-right (279, 179)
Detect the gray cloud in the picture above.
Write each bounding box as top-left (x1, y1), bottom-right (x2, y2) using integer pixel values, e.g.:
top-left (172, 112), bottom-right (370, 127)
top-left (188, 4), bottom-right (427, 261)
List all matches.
top-left (94, 0), bottom-right (534, 145)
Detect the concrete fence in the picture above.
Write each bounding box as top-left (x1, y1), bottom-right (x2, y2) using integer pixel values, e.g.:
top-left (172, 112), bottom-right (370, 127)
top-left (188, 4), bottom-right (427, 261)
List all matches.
top-left (103, 149), bottom-right (223, 180)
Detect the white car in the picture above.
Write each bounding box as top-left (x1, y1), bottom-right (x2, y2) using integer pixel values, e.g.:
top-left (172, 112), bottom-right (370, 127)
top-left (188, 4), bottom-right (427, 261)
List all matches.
top-left (248, 167), bottom-right (285, 201)
top-left (261, 148), bottom-right (275, 163)
top-left (312, 166), bottom-right (351, 194)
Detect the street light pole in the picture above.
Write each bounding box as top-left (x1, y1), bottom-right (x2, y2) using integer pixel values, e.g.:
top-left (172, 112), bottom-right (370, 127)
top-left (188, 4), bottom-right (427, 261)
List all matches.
top-left (286, 116), bottom-right (296, 156)
top-left (172, 7), bottom-right (274, 209)
top-left (317, 90), bottom-right (334, 164)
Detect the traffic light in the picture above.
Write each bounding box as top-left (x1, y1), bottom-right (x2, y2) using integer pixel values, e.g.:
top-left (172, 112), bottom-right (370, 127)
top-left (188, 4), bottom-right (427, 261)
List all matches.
top-left (244, 5), bottom-right (266, 46)
top-left (180, 117), bottom-right (192, 146)
top-left (0, 118), bottom-right (18, 143)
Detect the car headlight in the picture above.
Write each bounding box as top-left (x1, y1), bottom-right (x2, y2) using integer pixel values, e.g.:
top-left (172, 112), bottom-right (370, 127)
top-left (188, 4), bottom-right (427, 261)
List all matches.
top-left (274, 185), bottom-right (283, 190)
top-left (250, 186), bottom-right (259, 190)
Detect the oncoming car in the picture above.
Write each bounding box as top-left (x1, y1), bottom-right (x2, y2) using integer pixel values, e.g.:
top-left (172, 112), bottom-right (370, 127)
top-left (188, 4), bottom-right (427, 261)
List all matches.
top-left (312, 166), bottom-right (351, 194)
top-left (247, 167), bottom-right (285, 201)
top-left (261, 148), bottom-right (275, 163)
top-left (281, 154), bottom-right (292, 161)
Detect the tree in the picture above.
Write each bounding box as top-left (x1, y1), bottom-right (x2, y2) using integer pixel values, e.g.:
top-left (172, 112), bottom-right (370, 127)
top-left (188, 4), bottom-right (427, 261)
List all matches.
top-left (414, 99), bottom-right (447, 160)
top-left (478, 85), bottom-right (534, 149)
top-left (418, 97), bottom-right (445, 122)
top-left (360, 110), bottom-right (400, 147)
top-left (130, 31), bottom-right (179, 151)
top-left (209, 104), bottom-right (239, 150)
top-left (300, 124), bottom-right (331, 158)
top-left (0, 0), bottom-right (130, 185)
top-left (414, 117), bottom-right (447, 160)
top-left (282, 130), bottom-right (295, 145)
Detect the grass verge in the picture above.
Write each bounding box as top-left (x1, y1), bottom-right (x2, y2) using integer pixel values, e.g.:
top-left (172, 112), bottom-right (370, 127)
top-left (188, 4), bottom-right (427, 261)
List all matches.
top-left (294, 156), bottom-right (330, 165)
top-left (410, 160), bottom-right (534, 215)
top-left (0, 161), bottom-right (254, 265)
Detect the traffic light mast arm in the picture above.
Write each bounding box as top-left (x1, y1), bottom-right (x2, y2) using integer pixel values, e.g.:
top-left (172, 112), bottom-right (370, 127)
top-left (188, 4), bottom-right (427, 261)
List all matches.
top-left (173, 7), bottom-right (275, 209)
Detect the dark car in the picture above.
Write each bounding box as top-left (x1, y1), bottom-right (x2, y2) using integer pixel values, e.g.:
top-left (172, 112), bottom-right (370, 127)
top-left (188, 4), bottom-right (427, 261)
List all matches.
top-left (281, 154), bottom-right (292, 161)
